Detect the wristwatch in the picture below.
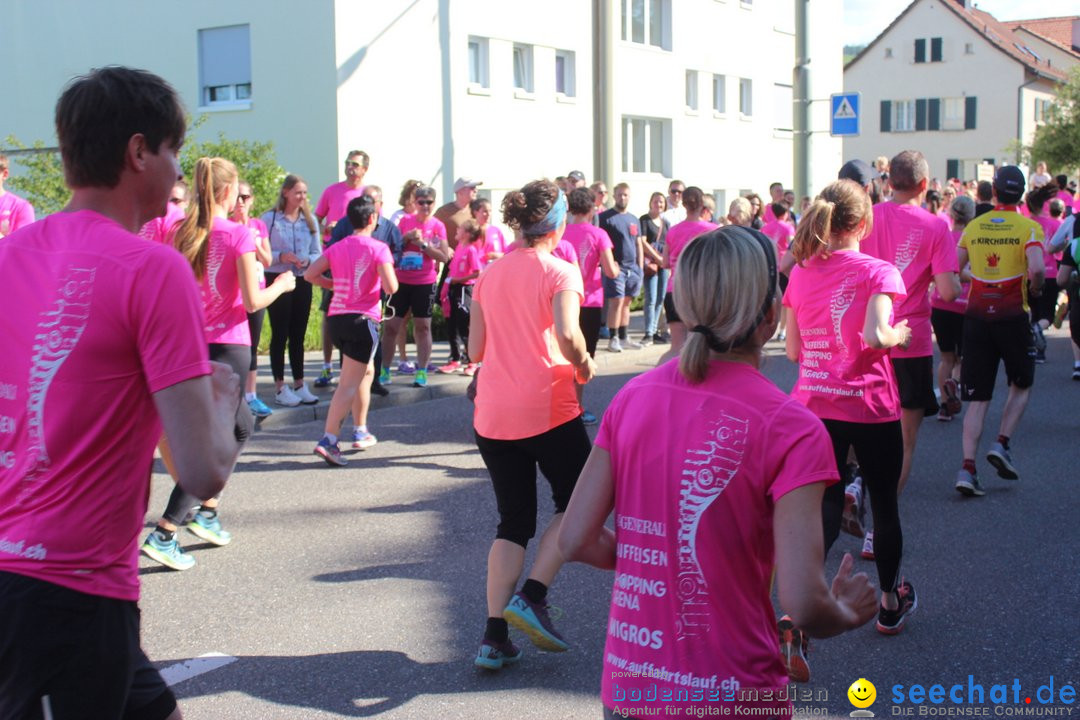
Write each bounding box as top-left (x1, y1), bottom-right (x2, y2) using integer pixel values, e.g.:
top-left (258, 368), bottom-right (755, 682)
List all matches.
top-left (419, 240), bottom-right (429, 250)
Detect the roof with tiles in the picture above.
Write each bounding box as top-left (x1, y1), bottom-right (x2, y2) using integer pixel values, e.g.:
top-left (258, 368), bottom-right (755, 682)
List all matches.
top-left (1003, 16), bottom-right (1080, 58)
top-left (847, 0), bottom-right (1070, 82)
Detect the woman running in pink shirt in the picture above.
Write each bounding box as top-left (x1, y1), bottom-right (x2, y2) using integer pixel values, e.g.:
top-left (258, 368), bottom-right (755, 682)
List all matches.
top-left (783, 179), bottom-right (917, 637)
top-left (559, 225), bottom-right (876, 718)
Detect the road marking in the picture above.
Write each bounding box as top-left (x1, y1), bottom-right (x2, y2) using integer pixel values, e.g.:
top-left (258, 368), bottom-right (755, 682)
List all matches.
top-left (160, 652), bottom-right (238, 687)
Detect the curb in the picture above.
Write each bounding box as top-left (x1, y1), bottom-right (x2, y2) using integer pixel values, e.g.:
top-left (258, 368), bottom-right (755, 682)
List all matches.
top-left (255, 340), bottom-right (671, 430)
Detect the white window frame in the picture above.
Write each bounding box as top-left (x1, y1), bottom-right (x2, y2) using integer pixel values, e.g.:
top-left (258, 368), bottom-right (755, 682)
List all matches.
top-left (942, 97), bottom-right (964, 131)
top-left (685, 70), bottom-right (699, 112)
top-left (739, 77), bottom-right (753, 117)
top-left (512, 43), bottom-right (534, 95)
top-left (712, 74), bottom-right (726, 114)
top-left (468, 36), bottom-right (490, 89)
top-left (622, 0), bottom-right (672, 50)
top-left (198, 24), bottom-right (252, 111)
top-left (555, 49), bottom-right (576, 98)
top-left (621, 115), bottom-right (670, 176)
top-left (893, 99), bottom-right (916, 132)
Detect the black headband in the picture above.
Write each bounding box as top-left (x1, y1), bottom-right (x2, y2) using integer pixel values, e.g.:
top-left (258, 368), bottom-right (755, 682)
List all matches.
top-left (690, 226), bottom-right (778, 353)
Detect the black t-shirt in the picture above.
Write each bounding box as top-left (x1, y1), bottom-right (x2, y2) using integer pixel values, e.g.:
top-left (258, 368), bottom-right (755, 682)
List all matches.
top-left (974, 202), bottom-right (994, 218)
top-left (639, 213), bottom-right (669, 253)
top-left (600, 208), bottom-right (640, 267)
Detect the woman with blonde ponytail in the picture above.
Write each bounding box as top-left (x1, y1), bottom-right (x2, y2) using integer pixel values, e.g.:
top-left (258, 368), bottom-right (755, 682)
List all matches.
top-left (783, 179), bottom-right (919, 645)
top-left (140, 157), bottom-right (295, 572)
top-left (559, 226), bottom-right (877, 719)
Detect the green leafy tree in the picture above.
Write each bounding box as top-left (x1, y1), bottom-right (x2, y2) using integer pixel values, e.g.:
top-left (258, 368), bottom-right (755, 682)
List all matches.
top-left (180, 124), bottom-right (285, 216)
top-left (1026, 67), bottom-right (1080, 177)
top-left (3, 136), bottom-right (69, 216)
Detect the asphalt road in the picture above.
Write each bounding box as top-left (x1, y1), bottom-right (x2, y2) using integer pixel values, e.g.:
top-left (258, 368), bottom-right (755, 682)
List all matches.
top-left (139, 329), bottom-right (1080, 719)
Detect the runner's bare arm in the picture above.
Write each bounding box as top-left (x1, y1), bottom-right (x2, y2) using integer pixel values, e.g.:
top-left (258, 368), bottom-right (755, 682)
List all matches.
top-left (934, 272), bottom-right (961, 303)
top-left (468, 301), bottom-right (486, 362)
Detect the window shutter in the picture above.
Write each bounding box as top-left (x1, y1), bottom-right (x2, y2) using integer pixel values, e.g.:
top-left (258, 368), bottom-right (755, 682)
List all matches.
top-left (928, 98), bottom-right (941, 130)
top-left (946, 159), bottom-right (959, 180)
top-left (931, 37), bottom-right (943, 62)
top-left (965, 96), bottom-right (977, 129)
top-left (916, 98), bottom-right (927, 131)
top-left (881, 100), bottom-right (892, 132)
top-left (915, 38), bottom-right (926, 63)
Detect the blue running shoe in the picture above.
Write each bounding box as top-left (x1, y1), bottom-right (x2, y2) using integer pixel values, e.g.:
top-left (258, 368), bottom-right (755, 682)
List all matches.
top-left (474, 638), bottom-right (522, 670)
top-left (581, 410), bottom-right (598, 426)
top-left (503, 591), bottom-right (568, 652)
top-left (379, 367), bottom-right (392, 385)
top-left (141, 531), bottom-right (195, 571)
top-left (187, 511), bottom-right (232, 546)
top-left (314, 368), bottom-right (333, 387)
top-left (314, 437), bottom-right (347, 466)
top-left (352, 429), bottom-right (378, 450)
top-left (247, 396), bottom-right (273, 419)
top-left (413, 368), bottom-right (428, 388)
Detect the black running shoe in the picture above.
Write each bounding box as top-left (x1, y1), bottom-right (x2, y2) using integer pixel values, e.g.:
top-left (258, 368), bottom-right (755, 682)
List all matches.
top-left (876, 580), bottom-right (917, 635)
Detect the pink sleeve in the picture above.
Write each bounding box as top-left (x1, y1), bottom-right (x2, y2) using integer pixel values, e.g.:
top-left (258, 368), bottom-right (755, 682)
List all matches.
top-left (133, 247), bottom-right (212, 392)
top-left (315, 187), bottom-right (332, 218)
top-left (766, 402), bottom-right (839, 501)
top-left (235, 225), bottom-right (256, 255)
top-left (434, 220), bottom-right (447, 243)
top-left (469, 246), bottom-right (482, 273)
top-left (871, 262), bottom-right (906, 301)
top-left (14, 199), bottom-right (35, 231)
top-left (930, 225), bottom-right (959, 274)
top-left (376, 242), bottom-right (393, 266)
top-left (781, 266), bottom-right (802, 308)
top-left (598, 229), bottom-right (613, 252)
top-left (549, 258), bottom-right (585, 300)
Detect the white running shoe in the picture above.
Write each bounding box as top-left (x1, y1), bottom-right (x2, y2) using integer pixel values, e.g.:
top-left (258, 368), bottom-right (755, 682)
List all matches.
top-left (607, 337), bottom-right (623, 353)
top-left (293, 382), bottom-right (319, 405)
top-left (275, 385), bottom-right (301, 407)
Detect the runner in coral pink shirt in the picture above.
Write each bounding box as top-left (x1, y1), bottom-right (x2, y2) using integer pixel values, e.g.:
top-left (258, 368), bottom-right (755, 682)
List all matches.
top-left (469, 181), bottom-right (599, 673)
top-left (784, 179), bottom-right (918, 643)
top-left (858, 151), bottom-right (960, 497)
top-left (560, 225), bottom-right (877, 717)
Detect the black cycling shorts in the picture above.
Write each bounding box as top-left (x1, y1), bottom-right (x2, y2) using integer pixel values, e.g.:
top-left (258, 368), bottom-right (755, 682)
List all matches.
top-left (960, 315), bottom-right (1035, 402)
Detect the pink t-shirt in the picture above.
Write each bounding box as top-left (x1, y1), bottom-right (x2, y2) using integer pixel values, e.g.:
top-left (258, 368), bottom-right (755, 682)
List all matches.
top-left (597, 359), bottom-right (838, 717)
top-left (0, 191), bottom-right (35, 235)
top-left (201, 217), bottom-right (257, 345)
top-left (326, 234), bottom-right (393, 319)
top-left (138, 202), bottom-right (186, 244)
top-left (473, 248), bottom-right (584, 440)
top-left (760, 219), bottom-right (795, 262)
top-left (563, 222), bottom-right (614, 308)
top-left (929, 230), bottom-right (969, 313)
top-left (1034, 216), bottom-right (1063, 275)
top-left (448, 242), bottom-right (482, 286)
top-left (553, 238), bottom-right (579, 266)
top-left (0, 210), bottom-right (210, 601)
top-left (396, 214), bottom-right (448, 285)
top-left (481, 225), bottom-right (509, 267)
top-left (315, 181), bottom-right (366, 238)
top-left (665, 220), bottom-right (718, 292)
top-left (784, 250), bottom-right (907, 423)
top-left (860, 203), bottom-right (958, 358)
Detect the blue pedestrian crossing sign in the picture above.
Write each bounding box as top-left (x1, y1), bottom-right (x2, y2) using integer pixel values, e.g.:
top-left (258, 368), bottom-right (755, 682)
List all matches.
top-left (830, 93), bottom-right (860, 136)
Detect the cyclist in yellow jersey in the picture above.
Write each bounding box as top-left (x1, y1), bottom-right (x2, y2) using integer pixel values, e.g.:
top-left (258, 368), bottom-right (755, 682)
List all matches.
top-left (954, 166), bottom-right (1045, 497)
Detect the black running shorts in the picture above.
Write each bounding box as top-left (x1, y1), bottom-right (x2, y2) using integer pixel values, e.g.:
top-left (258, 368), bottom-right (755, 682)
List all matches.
top-left (579, 306), bottom-right (603, 357)
top-left (891, 355), bottom-right (939, 415)
top-left (328, 314), bottom-right (380, 364)
top-left (387, 282), bottom-right (436, 319)
top-left (0, 571), bottom-right (177, 720)
top-left (960, 315), bottom-right (1035, 402)
top-left (931, 307), bottom-right (965, 355)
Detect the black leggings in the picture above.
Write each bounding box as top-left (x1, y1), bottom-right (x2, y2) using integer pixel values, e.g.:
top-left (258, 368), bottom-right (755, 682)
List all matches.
top-left (579, 306), bottom-right (602, 358)
top-left (265, 273), bottom-right (312, 382)
top-left (475, 417), bottom-right (591, 548)
top-left (246, 308), bottom-right (265, 372)
top-left (162, 343), bottom-right (249, 525)
top-left (822, 419), bottom-right (904, 594)
top-left (446, 284), bottom-right (472, 363)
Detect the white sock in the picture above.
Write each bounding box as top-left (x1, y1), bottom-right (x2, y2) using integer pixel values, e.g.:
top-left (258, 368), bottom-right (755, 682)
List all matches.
top-left (245, 392), bottom-right (256, 402)
top-left (357, 425), bottom-right (368, 434)
top-left (323, 362), bottom-right (332, 370)
top-left (324, 433), bottom-right (337, 445)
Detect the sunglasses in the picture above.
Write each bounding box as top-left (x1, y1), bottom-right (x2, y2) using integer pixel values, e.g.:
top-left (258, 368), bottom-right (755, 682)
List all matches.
top-left (238, 194), bottom-right (252, 202)
top-left (416, 200), bottom-right (435, 206)
top-left (345, 161), bottom-right (363, 168)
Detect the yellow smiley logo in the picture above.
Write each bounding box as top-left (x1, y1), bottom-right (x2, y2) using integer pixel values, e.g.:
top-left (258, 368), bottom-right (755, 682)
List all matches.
top-left (848, 678), bottom-right (877, 709)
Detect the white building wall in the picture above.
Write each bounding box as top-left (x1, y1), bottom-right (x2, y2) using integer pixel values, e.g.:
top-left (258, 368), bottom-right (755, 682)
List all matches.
top-left (843, 0), bottom-right (1027, 181)
top-left (1, 0), bottom-right (339, 204)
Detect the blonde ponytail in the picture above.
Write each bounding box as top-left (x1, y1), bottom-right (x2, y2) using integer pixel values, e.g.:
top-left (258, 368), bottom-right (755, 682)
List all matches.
top-left (790, 179), bottom-right (872, 266)
top-left (174, 157), bottom-right (237, 280)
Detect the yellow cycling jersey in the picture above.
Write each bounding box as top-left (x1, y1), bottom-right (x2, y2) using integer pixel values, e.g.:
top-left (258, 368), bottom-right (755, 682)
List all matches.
top-left (958, 210), bottom-right (1043, 319)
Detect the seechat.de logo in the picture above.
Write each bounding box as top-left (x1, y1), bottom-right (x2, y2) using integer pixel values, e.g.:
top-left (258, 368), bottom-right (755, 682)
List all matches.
top-left (848, 678), bottom-right (877, 718)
